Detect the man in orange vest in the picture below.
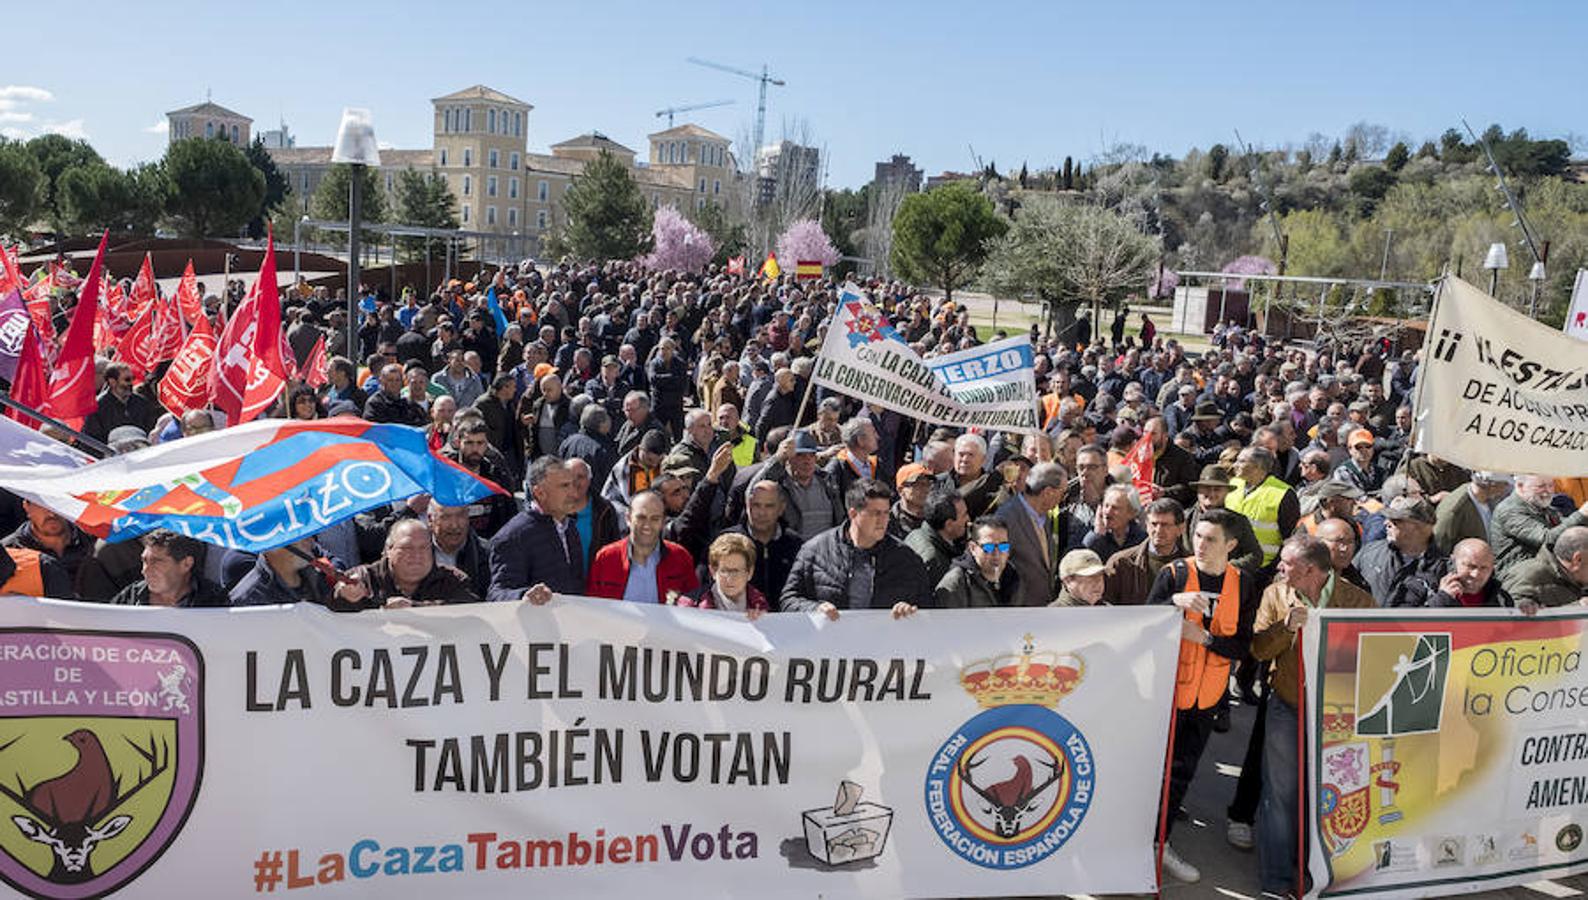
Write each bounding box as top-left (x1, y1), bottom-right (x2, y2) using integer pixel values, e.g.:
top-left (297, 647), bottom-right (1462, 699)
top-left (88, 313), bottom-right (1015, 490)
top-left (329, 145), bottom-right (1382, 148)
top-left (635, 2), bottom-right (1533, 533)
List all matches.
top-left (0, 545), bottom-right (71, 598)
top-left (1147, 507), bottom-right (1259, 883)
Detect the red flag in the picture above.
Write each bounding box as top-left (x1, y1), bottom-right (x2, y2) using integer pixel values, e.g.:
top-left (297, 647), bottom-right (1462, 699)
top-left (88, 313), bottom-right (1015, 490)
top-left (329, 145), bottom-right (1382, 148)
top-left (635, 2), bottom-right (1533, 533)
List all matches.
top-left (302, 333), bottom-right (328, 389)
top-left (44, 231), bottom-right (108, 420)
top-left (0, 246), bottom-right (54, 348)
top-left (172, 259), bottom-right (205, 328)
top-left (1121, 432), bottom-right (1156, 499)
top-left (118, 303), bottom-right (158, 381)
top-left (210, 233), bottom-right (288, 425)
top-left (6, 324), bottom-right (48, 429)
top-left (726, 255), bottom-right (746, 277)
top-left (159, 314), bottom-right (217, 417)
top-left (129, 253), bottom-right (157, 315)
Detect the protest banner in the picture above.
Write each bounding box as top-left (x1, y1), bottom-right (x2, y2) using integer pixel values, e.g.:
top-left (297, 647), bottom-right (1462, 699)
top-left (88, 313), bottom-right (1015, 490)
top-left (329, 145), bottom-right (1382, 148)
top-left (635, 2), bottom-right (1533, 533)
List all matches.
top-left (812, 286), bottom-right (1041, 434)
top-left (1566, 270), bottom-right (1588, 341)
top-left (0, 418), bottom-right (501, 551)
top-left (0, 601), bottom-right (1179, 899)
top-left (1305, 609), bottom-right (1588, 899)
top-left (1414, 275), bottom-right (1588, 475)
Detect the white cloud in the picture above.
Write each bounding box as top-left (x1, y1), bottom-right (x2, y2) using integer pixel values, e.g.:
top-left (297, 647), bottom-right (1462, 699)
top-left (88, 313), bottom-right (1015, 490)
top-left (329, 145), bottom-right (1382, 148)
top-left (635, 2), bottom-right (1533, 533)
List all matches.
top-left (0, 111), bottom-right (32, 124)
top-left (0, 86), bottom-right (52, 104)
top-left (0, 126), bottom-right (26, 140)
top-left (41, 119), bottom-right (87, 140)
top-left (143, 118), bottom-right (169, 135)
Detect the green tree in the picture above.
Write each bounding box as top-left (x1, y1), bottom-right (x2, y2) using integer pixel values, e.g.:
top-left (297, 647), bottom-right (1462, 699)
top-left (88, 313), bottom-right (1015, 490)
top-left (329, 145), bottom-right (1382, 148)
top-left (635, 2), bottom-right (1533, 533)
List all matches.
top-left (58, 164), bottom-right (135, 234)
top-left (1207, 143), bottom-right (1229, 181)
top-left (890, 181), bottom-right (1008, 303)
top-left (1348, 166), bottom-right (1397, 215)
top-left (125, 163), bottom-right (171, 236)
top-left (24, 134), bottom-right (104, 233)
top-left (1384, 142), bottom-right (1410, 172)
top-left (245, 137), bottom-right (290, 238)
top-left (820, 185), bottom-right (868, 274)
top-left (394, 168), bottom-right (459, 261)
top-left (981, 197), bottom-right (1159, 330)
top-left (558, 149), bottom-right (652, 260)
top-left (686, 201), bottom-right (746, 266)
top-left (1062, 156), bottom-right (1074, 190)
top-left (163, 137), bottom-right (265, 238)
top-left (310, 163), bottom-right (387, 224)
top-left (0, 139), bottom-right (46, 238)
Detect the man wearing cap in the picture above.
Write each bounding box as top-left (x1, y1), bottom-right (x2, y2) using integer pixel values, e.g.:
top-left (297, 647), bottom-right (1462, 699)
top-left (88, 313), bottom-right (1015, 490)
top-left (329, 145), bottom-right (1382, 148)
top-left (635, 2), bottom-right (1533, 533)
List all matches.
top-left (1301, 480), bottom-right (1363, 536)
top-left (1185, 465), bottom-right (1264, 574)
top-left (1332, 429), bottom-right (1385, 496)
top-left (83, 362), bottom-right (159, 443)
top-left (890, 463), bottom-right (934, 540)
top-left (1434, 472), bottom-right (1511, 555)
top-left (1188, 401), bottom-right (1228, 464)
top-left (1051, 549), bottom-right (1108, 607)
top-left (761, 429), bottom-right (844, 539)
top-left (931, 517), bottom-right (1021, 608)
top-left (905, 488), bottom-right (969, 593)
top-left (1103, 497), bottom-right (1188, 605)
top-left (1490, 475), bottom-right (1588, 578)
top-left (1355, 496), bottom-right (1448, 607)
top-left (1502, 526), bottom-right (1588, 612)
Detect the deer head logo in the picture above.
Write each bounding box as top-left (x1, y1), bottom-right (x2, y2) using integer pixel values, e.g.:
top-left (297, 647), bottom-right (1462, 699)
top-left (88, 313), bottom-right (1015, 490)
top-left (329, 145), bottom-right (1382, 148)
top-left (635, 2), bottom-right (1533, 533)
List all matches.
top-left (1, 729), bottom-right (170, 884)
top-left (958, 747), bottom-right (1065, 839)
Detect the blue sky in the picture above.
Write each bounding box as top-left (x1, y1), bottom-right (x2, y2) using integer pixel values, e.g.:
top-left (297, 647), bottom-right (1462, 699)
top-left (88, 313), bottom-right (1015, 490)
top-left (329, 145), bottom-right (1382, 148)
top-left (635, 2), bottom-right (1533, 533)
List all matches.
top-left (4, 0), bottom-right (1582, 188)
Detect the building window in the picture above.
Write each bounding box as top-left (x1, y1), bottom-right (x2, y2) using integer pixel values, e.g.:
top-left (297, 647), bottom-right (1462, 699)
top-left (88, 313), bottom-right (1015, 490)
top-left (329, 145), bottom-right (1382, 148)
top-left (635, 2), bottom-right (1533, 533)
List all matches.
top-left (487, 206), bottom-right (497, 225)
top-left (488, 108), bottom-right (496, 134)
top-left (489, 149), bottom-right (498, 168)
top-left (231, 125), bottom-right (239, 143)
top-left (536, 210), bottom-right (547, 229)
top-left (699, 177), bottom-right (707, 193)
top-left (462, 175), bottom-right (471, 197)
top-left (206, 122), bottom-right (214, 138)
top-left (652, 194), bottom-right (660, 208)
top-left (508, 208), bottom-right (518, 227)
top-left (487, 175), bottom-right (497, 197)
top-left (461, 204), bottom-right (470, 223)
top-left (463, 148), bottom-right (472, 167)
top-left (537, 180), bottom-right (548, 202)
top-left (697, 198), bottom-right (706, 211)
top-left (385, 173), bottom-right (393, 192)
top-left (439, 148), bottom-right (448, 166)
top-left (714, 179), bottom-right (721, 195)
top-left (515, 112), bottom-right (522, 137)
top-left (510, 152), bottom-right (519, 171)
top-left (444, 109), bottom-right (452, 133)
top-left (464, 108), bottom-right (472, 132)
top-left (509, 177), bottom-right (519, 199)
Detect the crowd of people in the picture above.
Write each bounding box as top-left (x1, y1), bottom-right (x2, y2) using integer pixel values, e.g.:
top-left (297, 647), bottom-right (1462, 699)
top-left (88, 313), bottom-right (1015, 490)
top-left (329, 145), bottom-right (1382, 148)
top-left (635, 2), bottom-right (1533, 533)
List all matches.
top-left (10, 256), bottom-right (1588, 897)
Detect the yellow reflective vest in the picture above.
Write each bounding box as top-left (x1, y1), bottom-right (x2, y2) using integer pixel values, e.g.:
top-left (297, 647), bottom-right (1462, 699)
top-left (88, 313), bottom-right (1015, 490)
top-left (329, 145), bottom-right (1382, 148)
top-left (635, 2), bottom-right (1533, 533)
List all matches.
top-left (1227, 475), bottom-right (1288, 566)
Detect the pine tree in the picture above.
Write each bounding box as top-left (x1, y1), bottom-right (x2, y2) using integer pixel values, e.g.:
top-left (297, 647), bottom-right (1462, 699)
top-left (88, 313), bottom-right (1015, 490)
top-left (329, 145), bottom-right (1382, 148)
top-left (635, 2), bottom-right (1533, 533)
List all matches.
top-left (395, 168), bottom-right (459, 261)
top-left (559, 149), bottom-right (653, 260)
top-left (1062, 156), bottom-right (1073, 191)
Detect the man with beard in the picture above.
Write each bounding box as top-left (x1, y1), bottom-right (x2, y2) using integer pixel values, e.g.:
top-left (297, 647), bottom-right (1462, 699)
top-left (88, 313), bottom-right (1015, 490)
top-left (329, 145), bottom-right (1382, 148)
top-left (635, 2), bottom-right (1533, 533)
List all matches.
top-left (4, 500), bottom-right (94, 598)
top-left (1141, 415), bottom-right (1200, 507)
top-left (889, 463), bottom-right (934, 539)
top-left (443, 421), bottom-right (516, 539)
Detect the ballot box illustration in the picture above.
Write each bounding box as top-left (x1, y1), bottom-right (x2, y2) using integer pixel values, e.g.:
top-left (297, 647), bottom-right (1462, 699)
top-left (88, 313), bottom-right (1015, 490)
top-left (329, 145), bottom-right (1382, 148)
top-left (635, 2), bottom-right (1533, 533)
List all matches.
top-left (801, 780), bottom-right (893, 865)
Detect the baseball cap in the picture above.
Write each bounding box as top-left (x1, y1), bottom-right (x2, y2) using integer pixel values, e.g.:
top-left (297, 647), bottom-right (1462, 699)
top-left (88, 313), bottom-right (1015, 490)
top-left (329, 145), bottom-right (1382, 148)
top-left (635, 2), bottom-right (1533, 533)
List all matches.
top-left (1059, 549), bottom-right (1106, 579)
top-left (1472, 470), bottom-right (1512, 485)
top-left (895, 462), bottom-right (933, 489)
top-left (1348, 428), bottom-right (1376, 447)
top-left (792, 429), bottom-right (820, 454)
top-left (107, 426), bottom-right (150, 453)
top-left (1314, 480), bottom-right (1364, 500)
top-left (1382, 496), bottom-right (1437, 524)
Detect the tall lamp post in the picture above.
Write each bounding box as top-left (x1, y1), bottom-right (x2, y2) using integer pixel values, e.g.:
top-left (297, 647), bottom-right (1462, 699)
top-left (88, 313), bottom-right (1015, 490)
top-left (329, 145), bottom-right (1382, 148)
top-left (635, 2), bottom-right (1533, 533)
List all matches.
top-left (1482, 242), bottom-right (1508, 299)
top-left (331, 108), bottom-right (380, 360)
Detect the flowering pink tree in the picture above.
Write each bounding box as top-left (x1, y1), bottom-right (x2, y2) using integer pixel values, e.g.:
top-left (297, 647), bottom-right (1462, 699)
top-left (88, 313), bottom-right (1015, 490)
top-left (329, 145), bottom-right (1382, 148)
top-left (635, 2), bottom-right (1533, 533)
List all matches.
top-left (640, 206), bottom-right (716, 274)
top-left (775, 218), bottom-right (840, 268)
top-left (1219, 255), bottom-right (1277, 291)
top-left (1150, 268), bottom-right (1180, 300)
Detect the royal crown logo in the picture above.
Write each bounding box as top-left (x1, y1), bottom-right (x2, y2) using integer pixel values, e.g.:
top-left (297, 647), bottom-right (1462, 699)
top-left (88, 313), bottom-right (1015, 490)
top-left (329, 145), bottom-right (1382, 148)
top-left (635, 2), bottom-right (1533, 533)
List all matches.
top-left (925, 636), bottom-right (1094, 870)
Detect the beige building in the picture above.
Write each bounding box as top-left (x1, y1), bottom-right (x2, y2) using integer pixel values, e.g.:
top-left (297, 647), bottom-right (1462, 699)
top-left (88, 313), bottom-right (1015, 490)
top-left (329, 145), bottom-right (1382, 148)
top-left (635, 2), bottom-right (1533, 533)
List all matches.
top-left (166, 101), bottom-right (252, 146)
top-left (264, 84), bottom-right (746, 255)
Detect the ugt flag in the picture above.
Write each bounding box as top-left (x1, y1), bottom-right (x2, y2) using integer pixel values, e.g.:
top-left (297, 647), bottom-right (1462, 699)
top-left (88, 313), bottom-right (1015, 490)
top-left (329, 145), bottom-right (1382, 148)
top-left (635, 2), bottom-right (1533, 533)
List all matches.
top-left (0, 418), bottom-right (505, 551)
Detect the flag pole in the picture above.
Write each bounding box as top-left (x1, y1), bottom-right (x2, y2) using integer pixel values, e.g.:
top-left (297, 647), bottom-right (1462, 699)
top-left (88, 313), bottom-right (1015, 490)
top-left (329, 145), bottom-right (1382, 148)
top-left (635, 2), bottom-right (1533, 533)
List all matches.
top-left (0, 392), bottom-right (113, 457)
top-left (1401, 274), bottom-right (1446, 473)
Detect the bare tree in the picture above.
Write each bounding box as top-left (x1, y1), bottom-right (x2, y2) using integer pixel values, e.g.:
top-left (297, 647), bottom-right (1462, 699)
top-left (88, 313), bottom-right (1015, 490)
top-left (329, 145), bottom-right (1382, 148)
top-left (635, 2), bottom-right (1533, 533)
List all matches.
top-left (862, 175), bottom-right (910, 278)
top-left (731, 117), bottom-right (824, 257)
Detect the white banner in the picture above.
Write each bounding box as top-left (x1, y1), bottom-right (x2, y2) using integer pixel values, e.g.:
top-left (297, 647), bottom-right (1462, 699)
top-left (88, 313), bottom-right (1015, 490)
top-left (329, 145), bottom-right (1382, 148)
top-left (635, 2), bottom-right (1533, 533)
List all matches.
top-left (1415, 275), bottom-right (1588, 475)
top-left (1566, 269), bottom-right (1588, 341)
top-left (0, 599), bottom-right (1179, 899)
top-left (812, 287), bottom-right (1041, 434)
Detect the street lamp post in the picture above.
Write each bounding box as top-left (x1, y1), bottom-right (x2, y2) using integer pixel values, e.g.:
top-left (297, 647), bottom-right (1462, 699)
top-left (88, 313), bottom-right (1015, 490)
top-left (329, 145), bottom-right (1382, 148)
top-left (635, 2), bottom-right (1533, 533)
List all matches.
top-left (332, 108), bottom-right (381, 360)
top-left (1482, 242), bottom-right (1509, 299)
top-left (1528, 260), bottom-right (1547, 319)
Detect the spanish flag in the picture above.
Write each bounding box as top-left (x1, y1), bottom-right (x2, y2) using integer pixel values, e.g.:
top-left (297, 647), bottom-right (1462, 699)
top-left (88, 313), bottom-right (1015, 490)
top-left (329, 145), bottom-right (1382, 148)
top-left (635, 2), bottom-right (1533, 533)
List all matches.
top-left (795, 260), bottom-right (822, 280)
top-left (759, 252), bottom-right (781, 282)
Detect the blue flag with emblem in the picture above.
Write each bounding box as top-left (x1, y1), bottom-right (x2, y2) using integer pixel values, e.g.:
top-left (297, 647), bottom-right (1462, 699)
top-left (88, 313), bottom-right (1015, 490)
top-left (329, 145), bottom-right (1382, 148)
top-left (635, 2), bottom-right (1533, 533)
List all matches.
top-left (485, 285), bottom-right (510, 337)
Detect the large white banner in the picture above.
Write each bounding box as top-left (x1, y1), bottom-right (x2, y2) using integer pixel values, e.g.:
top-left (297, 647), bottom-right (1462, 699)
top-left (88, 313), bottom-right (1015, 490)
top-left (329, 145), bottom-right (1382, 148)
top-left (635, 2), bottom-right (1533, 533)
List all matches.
top-left (1304, 609), bottom-right (1588, 899)
top-left (0, 599), bottom-right (1179, 899)
top-left (812, 287), bottom-right (1041, 434)
top-left (1415, 275), bottom-right (1588, 475)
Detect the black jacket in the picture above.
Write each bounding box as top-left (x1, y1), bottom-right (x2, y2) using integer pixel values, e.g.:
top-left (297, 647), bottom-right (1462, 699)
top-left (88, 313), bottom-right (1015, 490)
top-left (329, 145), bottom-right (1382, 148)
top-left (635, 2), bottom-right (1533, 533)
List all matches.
top-left (647, 355), bottom-right (690, 412)
top-left (930, 553), bottom-right (1023, 608)
top-left (720, 523), bottom-right (802, 609)
top-left (559, 429), bottom-right (618, 494)
top-left (487, 507), bottom-right (585, 601)
top-left (111, 577), bottom-right (230, 608)
top-left (1354, 540), bottom-right (1448, 608)
top-left (780, 526), bottom-right (930, 612)
top-left (363, 390), bottom-right (427, 427)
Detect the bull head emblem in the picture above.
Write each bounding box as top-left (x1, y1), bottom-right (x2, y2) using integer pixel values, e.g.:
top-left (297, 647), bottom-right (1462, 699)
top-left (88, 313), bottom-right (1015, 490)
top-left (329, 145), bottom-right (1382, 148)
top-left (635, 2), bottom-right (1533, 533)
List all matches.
top-left (958, 748), bottom-right (1064, 838)
top-left (1, 729), bottom-right (169, 884)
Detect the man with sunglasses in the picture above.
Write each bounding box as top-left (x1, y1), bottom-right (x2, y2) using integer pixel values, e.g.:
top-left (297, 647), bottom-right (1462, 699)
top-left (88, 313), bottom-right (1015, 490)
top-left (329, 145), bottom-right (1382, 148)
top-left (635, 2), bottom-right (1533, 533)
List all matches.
top-left (1332, 428), bottom-right (1385, 496)
top-left (931, 518), bottom-right (1020, 608)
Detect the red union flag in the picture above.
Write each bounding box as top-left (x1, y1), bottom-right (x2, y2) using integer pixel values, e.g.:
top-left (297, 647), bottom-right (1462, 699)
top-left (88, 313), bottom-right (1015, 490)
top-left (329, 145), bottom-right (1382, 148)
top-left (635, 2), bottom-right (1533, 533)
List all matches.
top-left (210, 235), bottom-right (288, 424)
top-left (172, 260), bottom-right (205, 328)
top-left (129, 253), bottom-right (158, 315)
top-left (6, 324), bottom-right (49, 429)
top-left (45, 231), bottom-right (108, 421)
top-left (1121, 432), bottom-right (1156, 498)
top-left (726, 255), bottom-right (746, 277)
top-left (158, 315), bottom-right (218, 416)
top-left (301, 334), bottom-right (327, 388)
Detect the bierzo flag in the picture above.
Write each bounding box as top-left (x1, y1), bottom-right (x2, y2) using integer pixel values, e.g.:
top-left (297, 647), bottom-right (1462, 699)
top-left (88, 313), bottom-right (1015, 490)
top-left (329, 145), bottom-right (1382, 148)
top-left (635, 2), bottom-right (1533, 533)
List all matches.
top-left (0, 418), bottom-right (504, 551)
top-left (1414, 274), bottom-right (1588, 475)
top-left (811, 285), bottom-right (1041, 434)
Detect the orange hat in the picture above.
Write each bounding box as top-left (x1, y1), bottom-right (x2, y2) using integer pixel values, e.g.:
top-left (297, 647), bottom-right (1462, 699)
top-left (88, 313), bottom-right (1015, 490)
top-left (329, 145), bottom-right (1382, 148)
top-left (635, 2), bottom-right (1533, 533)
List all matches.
top-left (895, 462), bottom-right (934, 490)
top-left (1349, 428), bottom-right (1375, 447)
top-left (533, 363), bottom-right (555, 381)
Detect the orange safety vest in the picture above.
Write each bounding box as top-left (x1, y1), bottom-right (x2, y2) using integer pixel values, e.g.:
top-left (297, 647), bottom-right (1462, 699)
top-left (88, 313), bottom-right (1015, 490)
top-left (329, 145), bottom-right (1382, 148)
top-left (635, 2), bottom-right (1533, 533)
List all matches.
top-left (1174, 562), bottom-right (1242, 711)
top-left (1041, 392), bottom-right (1086, 429)
top-left (1, 548), bottom-right (46, 597)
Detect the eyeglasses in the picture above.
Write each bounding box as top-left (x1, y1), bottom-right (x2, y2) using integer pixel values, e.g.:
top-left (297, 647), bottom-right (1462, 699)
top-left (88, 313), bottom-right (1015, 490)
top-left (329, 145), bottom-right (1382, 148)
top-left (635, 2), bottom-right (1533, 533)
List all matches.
top-left (1351, 444), bottom-right (1374, 450)
top-left (978, 542), bottom-right (1012, 554)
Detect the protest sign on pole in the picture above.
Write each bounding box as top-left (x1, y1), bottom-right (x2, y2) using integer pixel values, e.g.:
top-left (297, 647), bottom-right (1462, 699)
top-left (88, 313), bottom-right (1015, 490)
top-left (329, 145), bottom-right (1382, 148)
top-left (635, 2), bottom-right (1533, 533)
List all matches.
top-left (1305, 609), bottom-right (1588, 899)
top-left (0, 601), bottom-right (1179, 899)
top-left (1413, 275), bottom-right (1588, 475)
top-left (811, 286), bottom-right (1041, 434)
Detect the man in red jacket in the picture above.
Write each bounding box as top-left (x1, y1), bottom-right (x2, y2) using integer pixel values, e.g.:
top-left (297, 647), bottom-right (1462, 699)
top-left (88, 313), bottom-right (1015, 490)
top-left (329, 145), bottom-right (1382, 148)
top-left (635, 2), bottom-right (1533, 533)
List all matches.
top-left (586, 490), bottom-right (699, 603)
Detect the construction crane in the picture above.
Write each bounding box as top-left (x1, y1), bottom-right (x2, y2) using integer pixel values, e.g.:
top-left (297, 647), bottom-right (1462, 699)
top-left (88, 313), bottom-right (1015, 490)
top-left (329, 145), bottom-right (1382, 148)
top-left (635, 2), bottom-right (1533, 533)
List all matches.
top-left (654, 99), bottom-right (735, 128)
top-left (686, 57), bottom-right (784, 160)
